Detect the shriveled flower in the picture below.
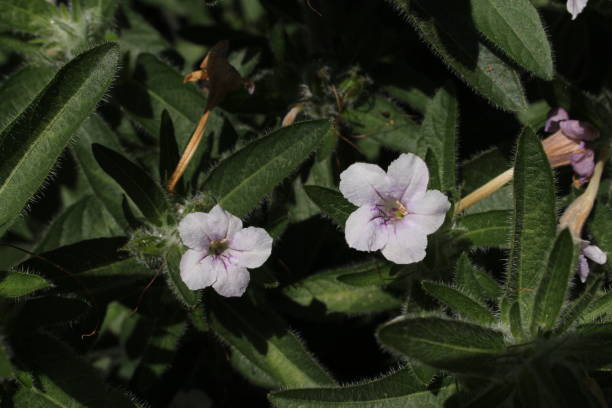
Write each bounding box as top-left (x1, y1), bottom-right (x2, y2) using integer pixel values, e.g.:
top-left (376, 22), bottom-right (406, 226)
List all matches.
top-left (542, 107), bottom-right (599, 186)
top-left (339, 153), bottom-right (450, 264)
top-left (578, 240), bottom-right (607, 283)
top-left (567, 0), bottom-right (589, 20)
top-left (178, 205), bottom-right (273, 297)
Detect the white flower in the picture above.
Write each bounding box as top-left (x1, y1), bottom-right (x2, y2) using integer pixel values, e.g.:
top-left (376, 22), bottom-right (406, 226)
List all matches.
top-left (178, 205), bottom-right (273, 297)
top-left (567, 0), bottom-right (589, 20)
top-left (339, 153), bottom-right (450, 264)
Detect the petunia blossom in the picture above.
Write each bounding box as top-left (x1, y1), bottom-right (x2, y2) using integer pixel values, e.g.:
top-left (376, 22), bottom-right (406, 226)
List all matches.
top-left (567, 0), bottom-right (589, 20)
top-left (178, 205), bottom-right (273, 297)
top-left (339, 153), bottom-right (450, 264)
top-left (542, 107), bottom-right (599, 186)
top-left (578, 240), bottom-right (607, 283)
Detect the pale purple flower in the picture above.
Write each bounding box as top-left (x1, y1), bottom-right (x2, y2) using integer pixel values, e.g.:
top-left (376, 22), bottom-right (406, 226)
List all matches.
top-left (543, 108), bottom-right (599, 186)
top-left (578, 240), bottom-right (607, 283)
top-left (567, 0), bottom-right (589, 20)
top-left (178, 205), bottom-right (273, 297)
top-left (339, 153), bottom-right (450, 264)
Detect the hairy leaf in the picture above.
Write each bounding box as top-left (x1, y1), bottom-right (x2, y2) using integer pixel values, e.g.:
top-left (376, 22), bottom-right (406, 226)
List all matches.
top-left (208, 294), bottom-right (336, 389)
top-left (0, 270), bottom-right (50, 298)
top-left (0, 44), bottom-right (119, 237)
top-left (203, 120), bottom-right (331, 217)
top-left (422, 281), bottom-right (496, 325)
top-left (304, 185), bottom-right (357, 228)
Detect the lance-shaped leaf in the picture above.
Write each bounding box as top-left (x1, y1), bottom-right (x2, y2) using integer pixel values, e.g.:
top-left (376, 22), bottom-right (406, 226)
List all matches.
top-left (377, 316), bottom-right (506, 372)
top-left (557, 278), bottom-right (601, 333)
top-left (505, 128), bottom-right (556, 331)
top-left (454, 253), bottom-right (501, 301)
top-left (208, 294), bottom-right (335, 389)
top-left (470, 0), bottom-right (553, 80)
top-left (282, 260), bottom-right (401, 316)
top-left (0, 0), bottom-right (55, 34)
top-left (0, 43), bottom-right (119, 237)
top-left (0, 66), bottom-right (56, 135)
top-left (11, 333), bottom-right (139, 407)
top-left (583, 291), bottom-right (612, 322)
top-left (12, 295), bottom-right (91, 330)
top-left (35, 195), bottom-right (123, 253)
top-left (203, 120), bottom-right (331, 218)
top-left (388, 0), bottom-right (527, 112)
top-left (73, 115), bottom-right (133, 230)
top-left (0, 270), bottom-right (51, 298)
top-left (304, 185), bottom-right (357, 228)
top-left (456, 210), bottom-right (511, 248)
top-left (18, 238), bottom-right (154, 302)
top-left (531, 229), bottom-right (578, 334)
top-left (422, 281), bottom-right (496, 325)
top-left (420, 84), bottom-right (458, 192)
top-left (93, 144), bottom-right (170, 226)
top-left (269, 366), bottom-right (455, 408)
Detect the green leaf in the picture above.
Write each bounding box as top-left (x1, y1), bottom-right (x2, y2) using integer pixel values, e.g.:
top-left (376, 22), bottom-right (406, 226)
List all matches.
top-left (0, 0), bottom-right (55, 34)
top-left (470, 0), bottom-right (553, 79)
top-left (342, 96), bottom-right (423, 155)
top-left (583, 291), bottom-right (612, 322)
top-left (203, 120), bottom-right (331, 218)
top-left (19, 238), bottom-right (154, 302)
top-left (0, 271), bottom-right (50, 298)
top-left (93, 144), bottom-right (169, 226)
top-left (12, 295), bottom-right (91, 330)
top-left (461, 147), bottom-right (511, 194)
top-left (422, 281), bottom-right (496, 325)
top-left (208, 294), bottom-right (336, 389)
top-left (377, 317), bottom-right (506, 372)
top-left (531, 229), bottom-right (579, 333)
top-left (282, 260), bottom-right (401, 316)
top-left (509, 301), bottom-right (524, 341)
top-left (505, 127), bottom-right (557, 331)
top-left (454, 253), bottom-right (501, 301)
top-left (0, 66), bottom-right (56, 135)
top-left (163, 245), bottom-right (201, 308)
top-left (424, 149), bottom-right (441, 191)
top-left (420, 84), bottom-right (458, 192)
top-left (130, 315), bottom-right (187, 396)
top-left (389, 0), bottom-right (528, 111)
top-left (0, 43), bottom-right (119, 237)
top-left (35, 196), bottom-right (123, 253)
top-left (269, 367), bottom-right (455, 408)
top-left (303, 185), bottom-right (357, 228)
top-left (591, 202), bottom-right (612, 268)
top-left (12, 333), bottom-right (138, 407)
top-left (455, 210), bottom-right (511, 248)
top-left (557, 278), bottom-right (601, 333)
top-left (158, 110), bottom-right (180, 185)
top-left (73, 115), bottom-right (133, 230)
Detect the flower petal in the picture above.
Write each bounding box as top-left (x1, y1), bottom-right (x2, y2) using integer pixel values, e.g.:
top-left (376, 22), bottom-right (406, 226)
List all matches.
top-left (229, 227), bottom-right (273, 268)
top-left (381, 222), bottom-right (427, 264)
top-left (544, 108), bottom-right (569, 132)
top-left (560, 120), bottom-right (599, 141)
top-left (179, 249), bottom-right (217, 290)
top-left (339, 163), bottom-right (389, 206)
top-left (206, 205), bottom-right (243, 240)
top-left (212, 265), bottom-right (250, 297)
top-left (567, 0), bottom-right (589, 20)
top-left (345, 206), bottom-right (389, 251)
top-left (404, 190), bottom-right (450, 234)
top-left (178, 212), bottom-right (211, 250)
top-left (571, 149), bottom-right (595, 181)
top-left (387, 153), bottom-right (429, 202)
top-left (578, 254), bottom-right (590, 283)
top-left (584, 245), bottom-right (607, 265)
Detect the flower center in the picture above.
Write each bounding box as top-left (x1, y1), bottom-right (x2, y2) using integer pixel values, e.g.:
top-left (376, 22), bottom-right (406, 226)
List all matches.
top-left (378, 198), bottom-right (408, 221)
top-left (209, 238), bottom-right (229, 255)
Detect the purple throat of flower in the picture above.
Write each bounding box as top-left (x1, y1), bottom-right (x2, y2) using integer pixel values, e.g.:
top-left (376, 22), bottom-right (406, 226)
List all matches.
top-left (373, 197), bottom-right (409, 224)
